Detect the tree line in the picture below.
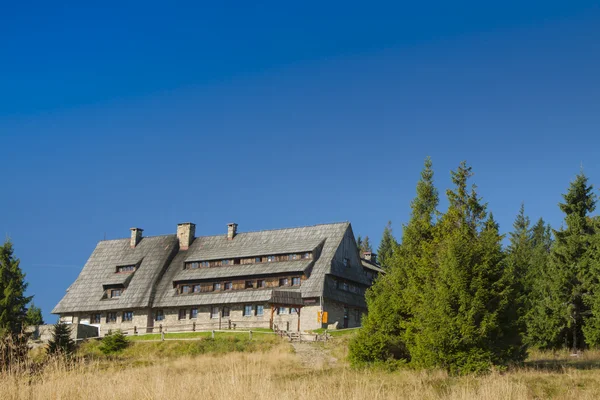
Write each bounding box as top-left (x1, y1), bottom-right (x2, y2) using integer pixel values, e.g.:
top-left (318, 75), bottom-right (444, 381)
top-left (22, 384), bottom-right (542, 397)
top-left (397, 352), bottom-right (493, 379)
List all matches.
top-left (350, 158), bottom-right (600, 374)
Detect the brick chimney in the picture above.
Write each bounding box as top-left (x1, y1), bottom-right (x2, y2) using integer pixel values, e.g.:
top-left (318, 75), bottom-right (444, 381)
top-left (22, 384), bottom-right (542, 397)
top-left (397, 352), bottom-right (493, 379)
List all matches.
top-left (363, 251), bottom-right (377, 264)
top-left (130, 228), bottom-right (143, 248)
top-left (177, 223), bottom-right (196, 250)
top-left (227, 223), bottom-right (238, 240)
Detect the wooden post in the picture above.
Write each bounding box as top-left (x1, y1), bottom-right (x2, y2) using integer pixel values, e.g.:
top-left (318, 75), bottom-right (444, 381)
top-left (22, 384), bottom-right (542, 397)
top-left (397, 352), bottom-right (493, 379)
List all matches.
top-left (228, 319), bottom-right (232, 330)
top-left (270, 305), bottom-right (275, 330)
top-left (133, 326), bottom-right (137, 335)
top-left (212, 330), bottom-right (215, 339)
top-left (219, 309), bottom-right (222, 330)
top-left (249, 330), bottom-right (252, 340)
top-left (159, 324), bottom-right (163, 333)
top-left (161, 331), bottom-right (165, 341)
top-left (192, 322), bottom-right (196, 332)
top-left (297, 307), bottom-right (301, 332)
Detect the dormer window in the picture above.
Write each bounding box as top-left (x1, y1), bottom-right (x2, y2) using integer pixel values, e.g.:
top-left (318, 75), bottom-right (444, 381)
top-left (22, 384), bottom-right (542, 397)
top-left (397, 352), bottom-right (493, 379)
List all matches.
top-left (117, 265), bottom-right (136, 273)
top-left (267, 256), bottom-right (276, 262)
top-left (222, 259), bottom-right (230, 265)
top-left (302, 252), bottom-right (311, 259)
top-left (110, 289), bottom-right (122, 298)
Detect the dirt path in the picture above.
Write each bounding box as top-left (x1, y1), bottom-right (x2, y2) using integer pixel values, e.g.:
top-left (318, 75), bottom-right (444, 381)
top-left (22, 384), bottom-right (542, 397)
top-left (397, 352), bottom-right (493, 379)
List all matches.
top-left (291, 342), bottom-right (338, 368)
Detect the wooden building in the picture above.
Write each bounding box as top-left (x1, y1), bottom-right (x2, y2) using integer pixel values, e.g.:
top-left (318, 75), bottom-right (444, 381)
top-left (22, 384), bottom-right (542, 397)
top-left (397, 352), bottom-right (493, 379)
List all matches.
top-left (52, 222), bottom-right (383, 335)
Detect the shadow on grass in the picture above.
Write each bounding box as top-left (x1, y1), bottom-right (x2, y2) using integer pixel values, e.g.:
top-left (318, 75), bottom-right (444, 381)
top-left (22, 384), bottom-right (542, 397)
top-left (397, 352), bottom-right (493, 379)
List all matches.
top-left (524, 357), bottom-right (600, 371)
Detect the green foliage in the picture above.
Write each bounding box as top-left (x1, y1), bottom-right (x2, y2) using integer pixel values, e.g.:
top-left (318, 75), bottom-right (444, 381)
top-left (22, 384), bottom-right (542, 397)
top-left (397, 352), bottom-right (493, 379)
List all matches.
top-left (350, 159), bottom-right (525, 374)
top-left (99, 330), bottom-right (129, 354)
top-left (0, 240), bottom-right (32, 336)
top-left (47, 322), bottom-right (75, 356)
top-left (377, 221), bottom-right (397, 268)
top-left (533, 173), bottom-right (598, 351)
top-left (25, 303), bottom-right (44, 326)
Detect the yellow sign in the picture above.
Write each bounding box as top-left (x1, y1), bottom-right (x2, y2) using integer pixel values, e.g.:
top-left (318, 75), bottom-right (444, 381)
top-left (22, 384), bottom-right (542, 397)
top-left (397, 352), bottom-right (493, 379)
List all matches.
top-left (317, 311), bottom-right (328, 324)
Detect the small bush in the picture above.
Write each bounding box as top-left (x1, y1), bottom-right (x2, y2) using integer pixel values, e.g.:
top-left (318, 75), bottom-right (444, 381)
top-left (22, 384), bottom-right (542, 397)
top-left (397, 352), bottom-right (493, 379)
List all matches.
top-left (99, 331), bottom-right (129, 354)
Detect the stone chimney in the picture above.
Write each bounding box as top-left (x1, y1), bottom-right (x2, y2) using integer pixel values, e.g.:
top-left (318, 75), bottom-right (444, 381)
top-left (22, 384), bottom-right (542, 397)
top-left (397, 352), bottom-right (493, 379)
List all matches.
top-left (363, 251), bottom-right (377, 264)
top-left (177, 222), bottom-right (196, 250)
top-left (130, 228), bottom-right (143, 248)
top-left (227, 223), bottom-right (238, 240)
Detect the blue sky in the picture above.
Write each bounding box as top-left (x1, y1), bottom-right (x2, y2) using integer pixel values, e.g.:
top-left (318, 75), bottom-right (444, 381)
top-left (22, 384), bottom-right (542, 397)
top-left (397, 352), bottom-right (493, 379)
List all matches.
top-left (2, 1), bottom-right (600, 322)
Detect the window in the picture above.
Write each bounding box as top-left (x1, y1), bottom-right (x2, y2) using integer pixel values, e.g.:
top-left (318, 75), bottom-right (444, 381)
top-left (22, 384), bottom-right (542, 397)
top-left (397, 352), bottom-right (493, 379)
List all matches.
top-left (155, 310), bottom-right (164, 321)
top-left (302, 252), bottom-right (311, 259)
top-left (123, 311), bottom-right (133, 322)
top-left (267, 256), bottom-right (276, 262)
top-left (224, 282), bottom-right (232, 290)
top-left (181, 285), bottom-right (191, 294)
top-left (213, 282), bottom-right (221, 291)
top-left (193, 284), bottom-right (200, 293)
top-left (290, 307), bottom-right (297, 315)
top-left (201, 261), bottom-right (210, 268)
top-left (256, 305), bottom-right (264, 316)
top-left (343, 258), bottom-right (349, 267)
top-left (107, 312), bottom-right (117, 323)
top-left (292, 277), bottom-right (301, 286)
top-left (110, 289), bottom-right (122, 298)
top-left (190, 308), bottom-right (198, 319)
top-left (178, 309), bottom-right (186, 320)
top-left (342, 282), bottom-right (349, 291)
top-left (279, 278), bottom-right (288, 287)
top-left (222, 259), bottom-right (230, 265)
top-left (117, 265), bottom-right (135, 273)
top-left (222, 307), bottom-right (230, 318)
top-left (92, 313), bottom-right (101, 324)
top-left (188, 262), bottom-right (199, 269)
top-left (245, 280), bottom-right (254, 289)
top-left (257, 280), bottom-right (266, 288)
top-left (255, 257), bottom-right (261, 263)
top-left (211, 307), bottom-right (219, 319)
top-left (278, 307), bottom-right (288, 315)
top-left (243, 305), bottom-right (253, 316)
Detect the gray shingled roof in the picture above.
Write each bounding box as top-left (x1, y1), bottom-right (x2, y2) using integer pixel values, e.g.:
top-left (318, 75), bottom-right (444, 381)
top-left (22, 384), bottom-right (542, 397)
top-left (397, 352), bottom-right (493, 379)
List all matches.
top-left (52, 235), bottom-right (178, 313)
top-left (153, 223), bottom-right (351, 308)
top-left (172, 260), bottom-right (314, 282)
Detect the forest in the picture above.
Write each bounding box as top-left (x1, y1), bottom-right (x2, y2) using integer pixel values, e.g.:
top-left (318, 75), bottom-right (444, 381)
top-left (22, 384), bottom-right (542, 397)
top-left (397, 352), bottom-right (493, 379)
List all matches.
top-left (350, 157), bottom-right (600, 374)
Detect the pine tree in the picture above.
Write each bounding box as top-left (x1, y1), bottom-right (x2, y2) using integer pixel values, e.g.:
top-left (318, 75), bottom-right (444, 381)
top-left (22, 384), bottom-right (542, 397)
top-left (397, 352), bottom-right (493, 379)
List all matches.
top-left (408, 162), bottom-right (524, 373)
top-left (349, 157), bottom-right (438, 366)
top-left (377, 221), bottom-right (398, 268)
top-left (505, 204), bottom-right (533, 334)
top-left (524, 218), bottom-right (556, 348)
top-left (47, 322), bottom-right (75, 356)
top-left (25, 303), bottom-right (44, 326)
top-left (0, 240), bottom-right (32, 336)
top-left (356, 236), bottom-right (363, 254)
top-left (543, 172), bottom-right (597, 351)
top-left (361, 236), bottom-right (373, 254)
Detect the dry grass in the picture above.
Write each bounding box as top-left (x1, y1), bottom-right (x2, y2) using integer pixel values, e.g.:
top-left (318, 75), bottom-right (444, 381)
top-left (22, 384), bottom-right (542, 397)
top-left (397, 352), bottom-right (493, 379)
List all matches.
top-left (3, 341), bottom-right (600, 399)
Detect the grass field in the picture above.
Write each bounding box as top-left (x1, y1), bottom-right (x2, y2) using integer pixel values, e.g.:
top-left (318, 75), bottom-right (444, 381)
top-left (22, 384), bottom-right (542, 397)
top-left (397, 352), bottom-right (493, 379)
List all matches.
top-left (4, 332), bottom-right (600, 399)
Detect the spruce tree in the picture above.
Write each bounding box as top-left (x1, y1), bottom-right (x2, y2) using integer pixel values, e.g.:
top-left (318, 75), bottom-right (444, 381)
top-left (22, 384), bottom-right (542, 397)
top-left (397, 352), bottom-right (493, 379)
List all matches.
top-left (47, 322), bottom-right (75, 356)
top-left (25, 303), bottom-right (44, 326)
top-left (349, 157), bottom-right (438, 365)
top-left (544, 173), bottom-right (597, 351)
top-left (361, 236), bottom-right (373, 254)
top-left (408, 162), bottom-right (523, 373)
top-left (356, 236), bottom-right (363, 254)
top-left (0, 240), bottom-right (32, 336)
top-left (377, 221), bottom-right (398, 268)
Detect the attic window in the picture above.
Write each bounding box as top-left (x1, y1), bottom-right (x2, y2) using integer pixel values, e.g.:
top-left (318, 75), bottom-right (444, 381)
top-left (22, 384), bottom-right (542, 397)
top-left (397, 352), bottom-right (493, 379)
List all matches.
top-left (302, 252), bottom-right (311, 259)
top-left (343, 258), bottom-right (349, 267)
top-left (117, 265), bottom-right (136, 273)
top-left (110, 289), bottom-right (122, 298)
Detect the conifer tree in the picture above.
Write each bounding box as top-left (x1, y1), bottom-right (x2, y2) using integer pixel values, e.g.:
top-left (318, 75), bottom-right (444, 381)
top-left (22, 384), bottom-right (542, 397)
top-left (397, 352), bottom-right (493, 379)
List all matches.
top-left (408, 162), bottom-right (524, 373)
top-left (0, 240), bottom-right (32, 336)
top-left (356, 236), bottom-right (363, 254)
top-left (377, 221), bottom-right (398, 268)
top-left (361, 236), bottom-right (373, 254)
top-left (544, 173), bottom-right (597, 351)
top-left (47, 322), bottom-right (75, 356)
top-left (25, 303), bottom-right (44, 326)
top-left (349, 157), bottom-right (438, 365)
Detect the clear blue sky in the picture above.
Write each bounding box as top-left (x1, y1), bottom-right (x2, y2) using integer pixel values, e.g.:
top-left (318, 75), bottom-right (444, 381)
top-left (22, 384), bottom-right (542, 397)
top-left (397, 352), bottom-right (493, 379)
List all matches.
top-left (2, 1), bottom-right (600, 322)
